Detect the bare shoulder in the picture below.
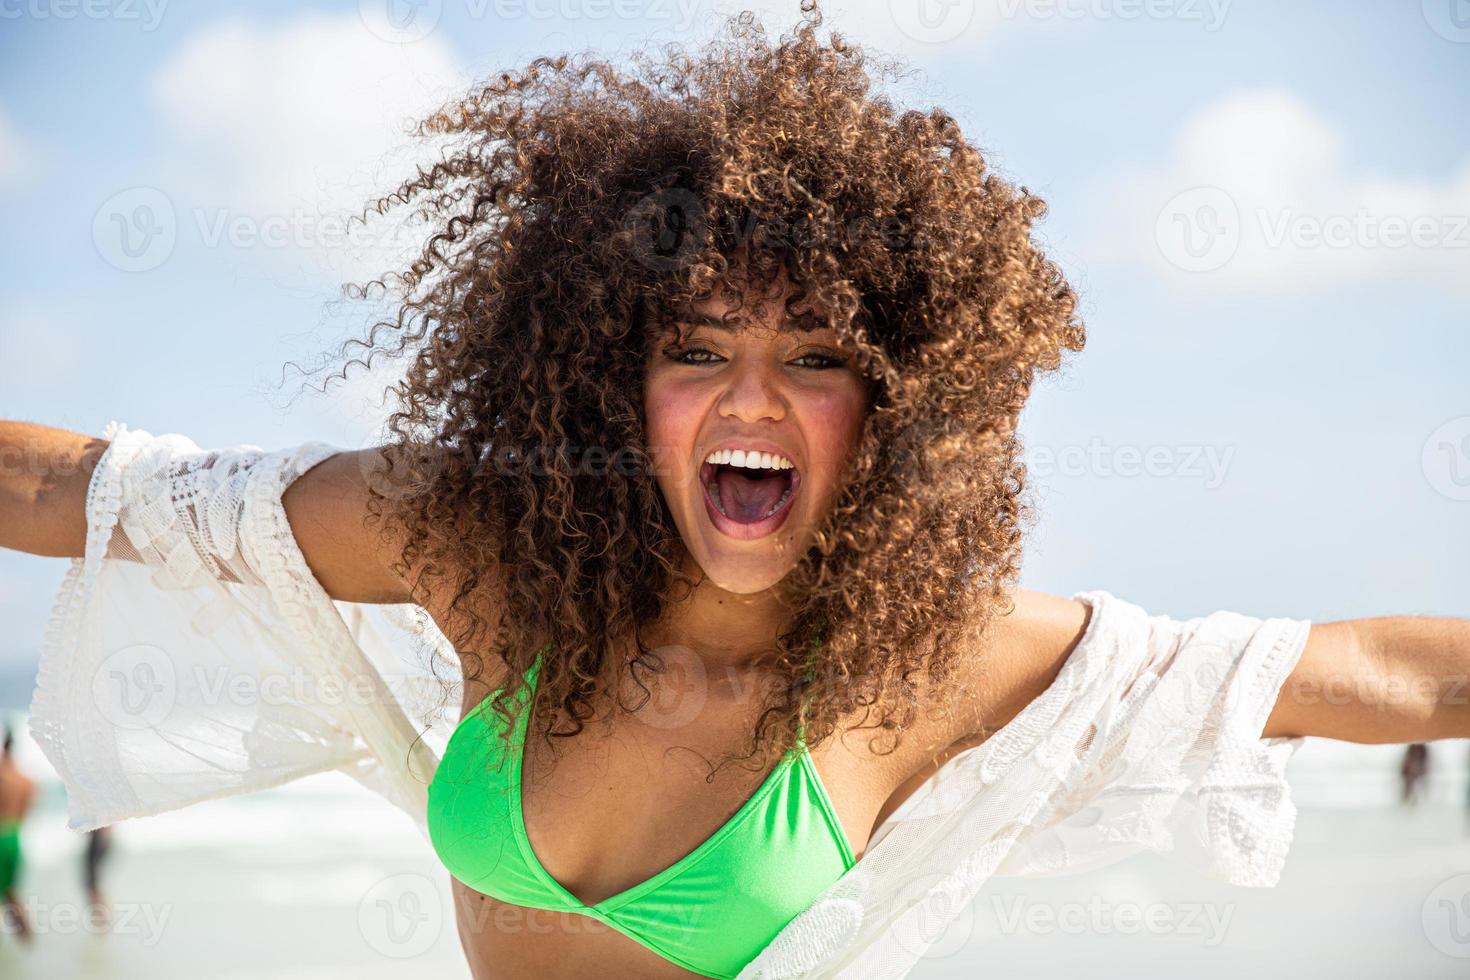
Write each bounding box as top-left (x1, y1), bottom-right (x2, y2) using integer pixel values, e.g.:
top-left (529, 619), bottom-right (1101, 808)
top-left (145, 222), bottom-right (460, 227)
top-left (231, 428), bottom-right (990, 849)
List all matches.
top-left (862, 590), bottom-right (1095, 832)
top-left (955, 589), bottom-right (1094, 742)
top-left (281, 448), bottom-right (415, 604)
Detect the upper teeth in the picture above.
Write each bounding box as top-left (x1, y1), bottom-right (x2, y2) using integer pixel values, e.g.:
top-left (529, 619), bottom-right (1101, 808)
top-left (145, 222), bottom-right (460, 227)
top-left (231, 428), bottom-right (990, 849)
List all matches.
top-left (704, 448), bottom-right (794, 470)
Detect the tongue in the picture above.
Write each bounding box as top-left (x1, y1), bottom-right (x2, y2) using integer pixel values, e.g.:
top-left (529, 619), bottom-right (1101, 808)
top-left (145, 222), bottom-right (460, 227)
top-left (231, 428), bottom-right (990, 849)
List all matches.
top-left (715, 468), bottom-right (788, 523)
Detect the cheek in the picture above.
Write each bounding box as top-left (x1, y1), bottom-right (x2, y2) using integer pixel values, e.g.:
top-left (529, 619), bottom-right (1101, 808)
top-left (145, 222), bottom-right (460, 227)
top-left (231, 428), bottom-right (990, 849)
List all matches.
top-left (800, 386), bottom-right (868, 470)
top-left (643, 376), bottom-right (705, 462)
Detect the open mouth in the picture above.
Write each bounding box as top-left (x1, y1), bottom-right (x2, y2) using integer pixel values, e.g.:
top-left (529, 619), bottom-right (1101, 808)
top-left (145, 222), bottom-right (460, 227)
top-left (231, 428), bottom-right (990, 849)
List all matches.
top-left (699, 456), bottom-right (801, 539)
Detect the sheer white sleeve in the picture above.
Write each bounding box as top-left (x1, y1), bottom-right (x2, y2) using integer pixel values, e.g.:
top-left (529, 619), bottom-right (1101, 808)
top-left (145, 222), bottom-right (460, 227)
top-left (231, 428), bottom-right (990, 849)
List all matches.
top-left (739, 589), bottom-right (1312, 980)
top-left (28, 421), bottom-right (461, 838)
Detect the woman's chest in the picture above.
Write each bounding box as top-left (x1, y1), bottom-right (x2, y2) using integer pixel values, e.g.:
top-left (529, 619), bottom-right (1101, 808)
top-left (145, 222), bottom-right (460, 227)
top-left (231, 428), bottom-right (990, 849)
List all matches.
top-left (516, 704), bottom-right (878, 905)
top-left (440, 666), bottom-right (957, 979)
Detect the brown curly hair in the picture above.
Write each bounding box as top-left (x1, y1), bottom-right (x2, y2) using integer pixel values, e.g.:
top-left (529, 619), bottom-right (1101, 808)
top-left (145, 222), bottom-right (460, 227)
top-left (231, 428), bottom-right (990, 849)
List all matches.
top-left (321, 0), bottom-right (1085, 783)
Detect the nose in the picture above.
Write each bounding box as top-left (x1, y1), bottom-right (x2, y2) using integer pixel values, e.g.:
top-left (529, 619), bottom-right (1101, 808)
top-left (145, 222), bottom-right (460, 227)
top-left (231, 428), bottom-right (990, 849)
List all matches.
top-left (717, 355), bottom-right (787, 425)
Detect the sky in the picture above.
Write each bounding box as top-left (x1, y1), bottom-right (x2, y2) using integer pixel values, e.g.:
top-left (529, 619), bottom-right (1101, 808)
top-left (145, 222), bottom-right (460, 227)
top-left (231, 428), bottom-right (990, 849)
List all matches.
top-left (1, 0), bottom-right (1468, 687)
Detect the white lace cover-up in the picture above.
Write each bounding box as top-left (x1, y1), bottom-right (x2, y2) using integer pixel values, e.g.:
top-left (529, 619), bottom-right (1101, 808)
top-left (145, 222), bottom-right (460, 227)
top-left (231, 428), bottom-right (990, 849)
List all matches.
top-left (29, 421), bottom-right (1313, 979)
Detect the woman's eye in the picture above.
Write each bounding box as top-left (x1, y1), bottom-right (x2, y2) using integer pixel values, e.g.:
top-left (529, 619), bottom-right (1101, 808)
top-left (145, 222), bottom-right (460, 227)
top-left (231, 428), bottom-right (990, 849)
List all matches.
top-left (667, 346), bottom-right (722, 365)
top-left (792, 352), bottom-right (845, 370)
top-left (664, 347), bottom-right (845, 369)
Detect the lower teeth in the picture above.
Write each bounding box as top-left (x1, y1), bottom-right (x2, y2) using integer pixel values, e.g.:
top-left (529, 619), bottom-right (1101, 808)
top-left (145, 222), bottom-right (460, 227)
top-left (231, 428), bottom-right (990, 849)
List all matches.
top-left (762, 486), bottom-right (793, 518)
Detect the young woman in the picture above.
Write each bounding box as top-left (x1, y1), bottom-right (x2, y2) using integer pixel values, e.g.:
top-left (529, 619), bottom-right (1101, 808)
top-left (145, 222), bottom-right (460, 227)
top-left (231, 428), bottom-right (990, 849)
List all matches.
top-left (3, 4), bottom-right (1467, 978)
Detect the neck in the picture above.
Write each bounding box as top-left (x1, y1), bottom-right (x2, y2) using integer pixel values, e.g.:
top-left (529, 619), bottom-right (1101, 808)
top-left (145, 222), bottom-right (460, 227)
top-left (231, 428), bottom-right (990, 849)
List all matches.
top-left (641, 550), bottom-right (798, 681)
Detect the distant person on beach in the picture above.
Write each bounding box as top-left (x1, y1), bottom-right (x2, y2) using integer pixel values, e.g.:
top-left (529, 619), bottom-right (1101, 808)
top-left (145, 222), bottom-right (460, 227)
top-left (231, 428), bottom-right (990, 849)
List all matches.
top-left (1399, 742), bottom-right (1429, 806)
top-left (83, 826), bottom-right (113, 928)
top-left (0, 722), bottom-right (36, 943)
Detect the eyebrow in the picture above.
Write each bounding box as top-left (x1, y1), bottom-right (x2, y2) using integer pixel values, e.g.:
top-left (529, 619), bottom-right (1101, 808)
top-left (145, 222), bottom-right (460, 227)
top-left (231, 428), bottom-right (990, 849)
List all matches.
top-left (676, 311), bottom-right (825, 334)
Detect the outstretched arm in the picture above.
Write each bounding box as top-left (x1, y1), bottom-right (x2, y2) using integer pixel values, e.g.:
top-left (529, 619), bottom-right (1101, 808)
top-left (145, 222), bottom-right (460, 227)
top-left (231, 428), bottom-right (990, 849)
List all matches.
top-left (1263, 616), bottom-right (1470, 743)
top-left (942, 591), bottom-right (1470, 752)
top-left (19, 419), bottom-right (449, 833)
top-left (0, 419), bottom-right (414, 604)
top-left (877, 590), bottom-right (1464, 900)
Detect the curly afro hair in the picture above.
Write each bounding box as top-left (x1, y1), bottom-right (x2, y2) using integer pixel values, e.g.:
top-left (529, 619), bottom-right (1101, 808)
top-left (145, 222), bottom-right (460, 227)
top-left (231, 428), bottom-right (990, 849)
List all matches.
top-left (326, 0), bottom-right (1085, 783)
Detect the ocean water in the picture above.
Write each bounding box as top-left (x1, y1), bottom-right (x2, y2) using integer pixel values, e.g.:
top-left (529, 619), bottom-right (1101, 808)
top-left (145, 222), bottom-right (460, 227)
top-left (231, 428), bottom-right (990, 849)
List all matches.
top-left (0, 715), bottom-right (1466, 978)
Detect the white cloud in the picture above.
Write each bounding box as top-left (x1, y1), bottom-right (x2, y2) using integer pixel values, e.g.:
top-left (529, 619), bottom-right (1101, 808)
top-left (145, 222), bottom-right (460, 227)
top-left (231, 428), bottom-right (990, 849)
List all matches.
top-left (1094, 89), bottom-right (1470, 296)
top-left (137, 4), bottom-right (1012, 297)
top-left (0, 105), bottom-right (41, 192)
top-left (146, 13), bottom-right (466, 286)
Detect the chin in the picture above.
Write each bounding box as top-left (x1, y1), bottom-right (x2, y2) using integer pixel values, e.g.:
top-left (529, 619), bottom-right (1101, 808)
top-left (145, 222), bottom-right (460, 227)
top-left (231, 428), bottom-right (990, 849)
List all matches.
top-left (697, 556), bottom-right (791, 595)
top-left (681, 456), bottom-right (813, 581)
top-left (681, 527), bottom-right (799, 594)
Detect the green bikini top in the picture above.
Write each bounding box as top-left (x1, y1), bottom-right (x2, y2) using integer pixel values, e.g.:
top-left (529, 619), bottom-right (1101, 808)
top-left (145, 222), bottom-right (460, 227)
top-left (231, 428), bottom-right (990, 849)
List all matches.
top-left (426, 649), bottom-right (857, 979)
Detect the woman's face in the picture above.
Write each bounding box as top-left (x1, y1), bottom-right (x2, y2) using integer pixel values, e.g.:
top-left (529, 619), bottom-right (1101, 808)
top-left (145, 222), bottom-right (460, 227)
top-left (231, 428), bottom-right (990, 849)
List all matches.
top-left (643, 273), bottom-right (871, 595)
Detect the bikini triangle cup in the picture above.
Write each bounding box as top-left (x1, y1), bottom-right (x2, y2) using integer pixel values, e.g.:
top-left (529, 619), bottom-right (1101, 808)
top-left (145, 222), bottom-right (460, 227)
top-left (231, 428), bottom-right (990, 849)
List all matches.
top-left (427, 624), bottom-right (854, 979)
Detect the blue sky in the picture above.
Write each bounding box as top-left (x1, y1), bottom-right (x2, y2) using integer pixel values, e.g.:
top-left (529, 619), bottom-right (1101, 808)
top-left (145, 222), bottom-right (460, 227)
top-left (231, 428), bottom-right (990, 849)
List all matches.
top-left (1, 0), bottom-right (1467, 688)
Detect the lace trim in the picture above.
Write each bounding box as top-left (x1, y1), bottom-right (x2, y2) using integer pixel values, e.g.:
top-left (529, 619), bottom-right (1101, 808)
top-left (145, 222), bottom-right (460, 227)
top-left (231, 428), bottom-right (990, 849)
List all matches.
top-left (237, 442), bottom-right (341, 677)
top-left (1197, 615), bottom-right (1310, 887)
top-left (28, 421), bottom-right (151, 827)
top-left (238, 441), bottom-right (439, 821)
